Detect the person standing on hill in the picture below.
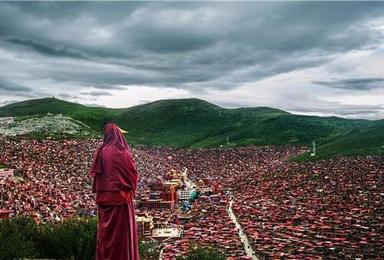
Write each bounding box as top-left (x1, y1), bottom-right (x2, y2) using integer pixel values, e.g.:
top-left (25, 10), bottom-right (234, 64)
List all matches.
top-left (89, 122), bottom-right (140, 260)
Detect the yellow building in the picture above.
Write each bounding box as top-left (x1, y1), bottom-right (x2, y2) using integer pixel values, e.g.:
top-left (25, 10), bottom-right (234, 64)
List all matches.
top-left (136, 213), bottom-right (154, 239)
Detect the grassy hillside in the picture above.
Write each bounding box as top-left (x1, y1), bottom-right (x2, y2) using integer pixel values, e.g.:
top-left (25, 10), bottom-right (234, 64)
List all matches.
top-left (294, 120), bottom-right (384, 161)
top-left (0, 98), bottom-right (120, 128)
top-left (0, 97), bottom-right (383, 159)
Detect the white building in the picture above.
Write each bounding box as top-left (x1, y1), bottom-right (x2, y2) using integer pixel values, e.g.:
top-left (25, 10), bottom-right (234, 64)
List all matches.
top-left (178, 190), bottom-right (191, 201)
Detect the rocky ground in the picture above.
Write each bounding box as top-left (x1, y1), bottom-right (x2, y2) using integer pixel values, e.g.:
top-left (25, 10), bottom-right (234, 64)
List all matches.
top-left (0, 114), bottom-right (92, 137)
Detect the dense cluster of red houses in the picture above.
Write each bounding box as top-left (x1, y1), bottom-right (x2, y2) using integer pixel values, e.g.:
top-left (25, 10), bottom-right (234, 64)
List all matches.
top-left (144, 146), bottom-right (384, 259)
top-left (161, 193), bottom-right (250, 259)
top-left (0, 138), bottom-right (383, 258)
top-left (0, 139), bottom-right (99, 222)
top-left (0, 139), bottom-right (177, 222)
top-left (234, 156), bottom-right (384, 259)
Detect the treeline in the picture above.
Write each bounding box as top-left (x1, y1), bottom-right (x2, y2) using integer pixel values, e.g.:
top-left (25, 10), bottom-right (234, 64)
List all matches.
top-left (0, 217), bottom-right (225, 260)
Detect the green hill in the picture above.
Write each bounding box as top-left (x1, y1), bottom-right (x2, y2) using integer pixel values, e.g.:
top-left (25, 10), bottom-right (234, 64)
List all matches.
top-left (0, 97), bottom-right (120, 128)
top-left (294, 119), bottom-right (384, 160)
top-left (0, 97), bottom-right (383, 159)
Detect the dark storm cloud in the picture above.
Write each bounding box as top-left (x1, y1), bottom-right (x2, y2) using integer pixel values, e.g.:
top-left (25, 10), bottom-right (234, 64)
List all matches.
top-left (313, 78), bottom-right (384, 91)
top-left (1, 2), bottom-right (384, 118)
top-left (0, 79), bottom-right (31, 92)
top-left (5, 38), bottom-right (88, 60)
top-left (0, 79), bottom-right (47, 99)
top-left (1, 2), bottom-right (383, 89)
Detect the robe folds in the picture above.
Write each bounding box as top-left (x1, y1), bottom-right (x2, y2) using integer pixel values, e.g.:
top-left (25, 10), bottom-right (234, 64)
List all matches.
top-left (90, 123), bottom-right (140, 260)
top-left (96, 193), bottom-right (139, 260)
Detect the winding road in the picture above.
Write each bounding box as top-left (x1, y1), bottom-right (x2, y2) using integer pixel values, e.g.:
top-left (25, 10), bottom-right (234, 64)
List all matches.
top-left (159, 169), bottom-right (259, 260)
top-left (227, 193), bottom-right (259, 260)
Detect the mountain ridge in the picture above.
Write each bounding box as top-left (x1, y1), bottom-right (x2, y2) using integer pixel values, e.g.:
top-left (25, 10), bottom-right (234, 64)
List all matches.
top-left (0, 97), bottom-right (383, 160)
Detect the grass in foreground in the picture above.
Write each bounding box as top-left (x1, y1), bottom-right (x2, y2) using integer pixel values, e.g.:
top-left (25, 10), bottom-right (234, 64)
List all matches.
top-left (0, 217), bottom-right (158, 260)
top-left (0, 216), bottom-right (225, 260)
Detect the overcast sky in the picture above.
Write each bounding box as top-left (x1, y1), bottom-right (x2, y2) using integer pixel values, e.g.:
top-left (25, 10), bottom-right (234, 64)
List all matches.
top-left (1, 2), bottom-right (384, 119)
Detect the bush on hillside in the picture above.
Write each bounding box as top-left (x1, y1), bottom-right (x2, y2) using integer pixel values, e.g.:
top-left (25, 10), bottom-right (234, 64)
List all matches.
top-left (0, 217), bottom-right (38, 259)
top-left (0, 216), bottom-right (226, 260)
top-left (0, 216), bottom-right (155, 260)
top-left (176, 244), bottom-right (227, 260)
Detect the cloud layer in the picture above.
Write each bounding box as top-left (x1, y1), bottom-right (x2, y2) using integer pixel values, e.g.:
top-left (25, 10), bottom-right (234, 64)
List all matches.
top-left (0, 2), bottom-right (384, 119)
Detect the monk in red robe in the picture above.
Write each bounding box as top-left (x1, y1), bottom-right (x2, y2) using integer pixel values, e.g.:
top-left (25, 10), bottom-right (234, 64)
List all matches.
top-left (89, 122), bottom-right (140, 260)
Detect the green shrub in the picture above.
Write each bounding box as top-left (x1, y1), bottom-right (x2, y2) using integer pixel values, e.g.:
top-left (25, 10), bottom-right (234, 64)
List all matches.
top-left (34, 217), bottom-right (97, 259)
top-left (177, 244), bottom-right (227, 260)
top-left (139, 240), bottom-right (160, 260)
top-left (0, 217), bottom-right (38, 259)
top-left (0, 216), bottom-right (225, 260)
top-left (0, 216), bottom-right (159, 260)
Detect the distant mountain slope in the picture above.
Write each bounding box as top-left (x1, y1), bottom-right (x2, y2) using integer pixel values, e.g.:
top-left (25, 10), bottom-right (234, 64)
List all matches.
top-left (294, 119), bottom-right (384, 160)
top-left (0, 98), bottom-right (119, 127)
top-left (0, 97), bottom-right (383, 159)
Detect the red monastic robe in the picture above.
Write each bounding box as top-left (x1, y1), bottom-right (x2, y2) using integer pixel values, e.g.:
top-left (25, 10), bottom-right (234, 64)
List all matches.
top-left (90, 123), bottom-right (140, 260)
